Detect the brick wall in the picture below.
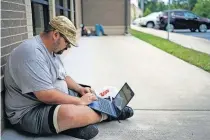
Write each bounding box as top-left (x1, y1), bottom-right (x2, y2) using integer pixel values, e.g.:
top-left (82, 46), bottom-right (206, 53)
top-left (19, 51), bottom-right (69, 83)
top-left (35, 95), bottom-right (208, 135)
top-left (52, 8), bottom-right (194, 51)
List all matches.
top-left (1, 0), bottom-right (30, 132)
top-left (0, 0), bottom-right (82, 132)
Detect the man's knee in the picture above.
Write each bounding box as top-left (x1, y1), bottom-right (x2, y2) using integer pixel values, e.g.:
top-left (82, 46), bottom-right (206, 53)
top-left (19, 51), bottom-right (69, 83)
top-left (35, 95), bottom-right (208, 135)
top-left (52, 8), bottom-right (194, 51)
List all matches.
top-left (58, 104), bottom-right (76, 121)
top-left (57, 104), bottom-right (90, 122)
top-left (57, 104), bottom-right (100, 124)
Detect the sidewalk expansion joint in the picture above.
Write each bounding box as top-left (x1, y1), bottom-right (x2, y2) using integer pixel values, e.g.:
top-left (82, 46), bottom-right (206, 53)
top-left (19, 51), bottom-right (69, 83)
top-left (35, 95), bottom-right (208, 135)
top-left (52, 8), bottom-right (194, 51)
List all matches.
top-left (133, 109), bottom-right (210, 111)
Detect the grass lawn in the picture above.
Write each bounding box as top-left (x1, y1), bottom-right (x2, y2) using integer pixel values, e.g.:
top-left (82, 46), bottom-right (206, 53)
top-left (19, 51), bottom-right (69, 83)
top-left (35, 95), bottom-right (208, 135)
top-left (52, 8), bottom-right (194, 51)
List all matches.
top-left (130, 29), bottom-right (210, 72)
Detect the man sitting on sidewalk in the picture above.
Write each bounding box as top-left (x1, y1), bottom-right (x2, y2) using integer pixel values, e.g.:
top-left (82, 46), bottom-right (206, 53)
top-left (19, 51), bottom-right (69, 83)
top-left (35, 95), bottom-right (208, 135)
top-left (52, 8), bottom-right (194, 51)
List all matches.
top-left (4, 16), bottom-right (133, 140)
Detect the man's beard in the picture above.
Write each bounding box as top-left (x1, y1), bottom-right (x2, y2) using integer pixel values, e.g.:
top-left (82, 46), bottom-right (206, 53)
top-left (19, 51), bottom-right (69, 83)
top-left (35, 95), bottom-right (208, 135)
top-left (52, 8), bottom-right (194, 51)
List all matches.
top-left (55, 49), bottom-right (64, 55)
top-left (53, 38), bottom-right (63, 55)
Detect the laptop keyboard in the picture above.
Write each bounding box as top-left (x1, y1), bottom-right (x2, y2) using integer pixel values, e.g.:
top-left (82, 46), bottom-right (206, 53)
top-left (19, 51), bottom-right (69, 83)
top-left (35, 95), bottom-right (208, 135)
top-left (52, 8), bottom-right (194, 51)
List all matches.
top-left (98, 98), bottom-right (113, 114)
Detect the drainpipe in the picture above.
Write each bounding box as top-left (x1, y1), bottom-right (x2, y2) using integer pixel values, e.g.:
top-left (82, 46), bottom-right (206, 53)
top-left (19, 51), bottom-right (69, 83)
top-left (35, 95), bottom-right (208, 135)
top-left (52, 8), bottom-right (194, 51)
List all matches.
top-left (124, 0), bottom-right (128, 34)
top-left (167, 0), bottom-right (171, 40)
top-left (81, 0), bottom-right (84, 24)
top-left (141, 0), bottom-right (144, 16)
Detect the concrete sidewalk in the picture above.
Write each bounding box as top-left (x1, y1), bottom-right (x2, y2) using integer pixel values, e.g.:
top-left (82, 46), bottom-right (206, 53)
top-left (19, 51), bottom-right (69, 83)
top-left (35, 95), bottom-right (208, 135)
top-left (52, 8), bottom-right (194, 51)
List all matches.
top-left (131, 25), bottom-right (210, 55)
top-left (2, 36), bottom-right (210, 140)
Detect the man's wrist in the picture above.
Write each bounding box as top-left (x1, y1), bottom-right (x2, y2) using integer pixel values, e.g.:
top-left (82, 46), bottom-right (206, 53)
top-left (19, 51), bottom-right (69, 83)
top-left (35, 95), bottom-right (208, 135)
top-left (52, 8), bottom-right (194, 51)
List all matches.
top-left (78, 98), bottom-right (85, 105)
top-left (72, 96), bottom-right (84, 105)
top-left (76, 85), bottom-right (83, 95)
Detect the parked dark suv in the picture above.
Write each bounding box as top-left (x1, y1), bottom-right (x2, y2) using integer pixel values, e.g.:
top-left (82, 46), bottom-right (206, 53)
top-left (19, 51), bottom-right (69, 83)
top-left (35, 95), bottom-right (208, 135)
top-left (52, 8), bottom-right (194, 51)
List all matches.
top-left (158, 9), bottom-right (210, 32)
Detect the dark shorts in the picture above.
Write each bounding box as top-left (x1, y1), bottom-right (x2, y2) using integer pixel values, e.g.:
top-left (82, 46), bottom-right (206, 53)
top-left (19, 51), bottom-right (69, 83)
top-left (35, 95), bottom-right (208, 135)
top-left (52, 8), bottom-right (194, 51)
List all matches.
top-left (14, 104), bottom-right (58, 135)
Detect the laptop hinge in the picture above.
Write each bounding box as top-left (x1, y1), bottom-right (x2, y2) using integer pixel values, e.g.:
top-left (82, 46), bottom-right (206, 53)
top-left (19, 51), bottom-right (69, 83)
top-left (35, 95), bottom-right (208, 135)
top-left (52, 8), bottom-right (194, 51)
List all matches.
top-left (112, 101), bottom-right (121, 123)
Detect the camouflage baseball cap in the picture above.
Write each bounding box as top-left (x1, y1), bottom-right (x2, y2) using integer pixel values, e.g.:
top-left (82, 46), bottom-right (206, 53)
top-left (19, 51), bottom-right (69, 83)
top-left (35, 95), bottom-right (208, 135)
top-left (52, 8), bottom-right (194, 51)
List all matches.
top-left (49, 16), bottom-right (77, 47)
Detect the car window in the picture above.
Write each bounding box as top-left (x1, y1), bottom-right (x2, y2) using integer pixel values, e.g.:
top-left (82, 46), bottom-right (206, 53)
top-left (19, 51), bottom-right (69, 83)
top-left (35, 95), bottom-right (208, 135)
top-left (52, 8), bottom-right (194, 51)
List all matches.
top-left (163, 11), bottom-right (174, 16)
top-left (174, 11), bottom-right (184, 17)
top-left (184, 12), bottom-right (197, 19)
top-left (171, 12), bottom-right (175, 16)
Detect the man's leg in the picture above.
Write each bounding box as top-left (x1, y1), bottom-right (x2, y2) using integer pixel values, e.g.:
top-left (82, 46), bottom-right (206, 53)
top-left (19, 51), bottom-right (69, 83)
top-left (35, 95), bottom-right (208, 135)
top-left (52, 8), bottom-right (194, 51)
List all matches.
top-left (13, 104), bottom-right (102, 140)
top-left (57, 89), bottom-right (107, 132)
top-left (99, 24), bottom-right (107, 36)
top-left (56, 104), bottom-right (101, 133)
top-left (51, 89), bottom-right (107, 139)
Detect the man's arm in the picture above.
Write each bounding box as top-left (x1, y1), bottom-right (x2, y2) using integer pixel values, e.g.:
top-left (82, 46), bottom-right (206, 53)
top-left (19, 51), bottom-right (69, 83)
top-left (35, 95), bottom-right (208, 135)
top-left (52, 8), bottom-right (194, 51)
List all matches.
top-left (34, 89), bottom-right (96, 105)
top-left (65, 76), bottom-right (94, 96)
top-left (34, 89), bottom-right (81, 105)
top-left (65, 76), bottom-right (83, 94)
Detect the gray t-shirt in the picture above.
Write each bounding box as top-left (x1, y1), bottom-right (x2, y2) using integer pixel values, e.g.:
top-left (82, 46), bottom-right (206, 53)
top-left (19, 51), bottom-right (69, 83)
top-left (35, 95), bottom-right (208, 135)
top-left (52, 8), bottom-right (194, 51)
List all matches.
top-left (4, 35), bottom-right (69, 124)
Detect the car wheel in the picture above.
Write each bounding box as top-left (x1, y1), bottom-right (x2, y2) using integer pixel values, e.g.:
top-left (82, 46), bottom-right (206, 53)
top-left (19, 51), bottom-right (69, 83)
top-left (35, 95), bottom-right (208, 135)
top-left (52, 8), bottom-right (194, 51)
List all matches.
top-left (165, 24), bottom-right (174, 32)
top-left (146, 22), bottom-right (155, 28)
top-left (190, 29), bottom-right (196, 32)
top-left (199, 24), bottom-right (207, 32)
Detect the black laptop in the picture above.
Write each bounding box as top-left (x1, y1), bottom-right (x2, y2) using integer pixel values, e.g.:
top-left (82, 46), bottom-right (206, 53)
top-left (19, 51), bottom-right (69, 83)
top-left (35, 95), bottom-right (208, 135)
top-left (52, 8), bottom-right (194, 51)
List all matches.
top-left (88, 82), bottom-right (135, 118)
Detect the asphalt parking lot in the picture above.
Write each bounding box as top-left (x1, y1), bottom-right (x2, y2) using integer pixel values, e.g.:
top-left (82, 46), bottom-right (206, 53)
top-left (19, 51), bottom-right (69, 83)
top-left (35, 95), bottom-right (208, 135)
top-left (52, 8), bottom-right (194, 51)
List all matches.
top-left (174, 30), bottom-right (210, 41)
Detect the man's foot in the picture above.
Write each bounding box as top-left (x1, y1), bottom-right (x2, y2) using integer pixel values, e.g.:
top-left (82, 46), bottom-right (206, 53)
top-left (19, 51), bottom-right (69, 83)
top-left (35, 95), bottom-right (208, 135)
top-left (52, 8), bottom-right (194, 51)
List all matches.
top-left (118, 106), bottom-right (134, 120)
top-left (107, 106), bottom-right (134, 121)
top-left (61, 124), bottom-right (99, 139)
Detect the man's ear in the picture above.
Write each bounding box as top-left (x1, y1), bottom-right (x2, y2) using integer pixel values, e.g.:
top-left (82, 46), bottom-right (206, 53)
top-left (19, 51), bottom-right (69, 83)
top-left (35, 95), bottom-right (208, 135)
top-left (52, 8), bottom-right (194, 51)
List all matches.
top-left (52, 30), bottom-right (60, 40)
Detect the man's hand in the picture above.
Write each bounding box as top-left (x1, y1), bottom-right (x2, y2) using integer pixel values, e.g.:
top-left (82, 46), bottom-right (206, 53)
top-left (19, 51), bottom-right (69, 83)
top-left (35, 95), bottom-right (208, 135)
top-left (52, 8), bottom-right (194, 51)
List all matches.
top-left (79, 87), bottom-right (95, 96)
top-left (80, 93), bottom-right (97, 105)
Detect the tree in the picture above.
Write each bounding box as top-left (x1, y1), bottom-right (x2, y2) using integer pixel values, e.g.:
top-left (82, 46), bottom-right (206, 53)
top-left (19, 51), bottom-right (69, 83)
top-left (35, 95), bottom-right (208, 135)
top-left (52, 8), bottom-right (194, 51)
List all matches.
top-left (170, 0), bottom-right (197, 10)
top-left (141, 0), bottom-right (198, 16)
top-left (144, 8), bottom-right (152, 16)
top-left (143, 1), bottom-right (167, 14)
top-left (189, 0), bottom-right (197, 10)
top-left (171, 0), bottom-right (189, 10)
top-left (156, 2), bottom-right (167, 11)
top-left (193, 0), bottom-right (210, 18)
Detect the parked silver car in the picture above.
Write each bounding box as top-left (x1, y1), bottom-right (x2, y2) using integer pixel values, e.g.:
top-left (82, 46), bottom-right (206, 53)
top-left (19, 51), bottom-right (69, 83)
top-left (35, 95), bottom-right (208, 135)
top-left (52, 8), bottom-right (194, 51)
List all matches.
top-left (132, 12), bottom-right (162, 28)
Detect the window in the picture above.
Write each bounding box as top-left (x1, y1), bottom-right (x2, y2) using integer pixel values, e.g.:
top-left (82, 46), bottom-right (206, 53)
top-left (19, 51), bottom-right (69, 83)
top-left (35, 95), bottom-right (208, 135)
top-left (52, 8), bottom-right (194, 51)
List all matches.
top-left (174, 11), bottom-right (184, 17)
top-left (67, 0), bottom-right (71, 21)
top-left (31, 0), bottom-right (49, 36)
top-left (164, 11), bottom-right (174, 17)
top-left (184, 12), bottom-right (197, 19)
top-left (55, 0), bottom-right (71, 19)
top-left (73, 0), bottom-right (76, 27)
top-left (55, 0), bottom-right (76, 27)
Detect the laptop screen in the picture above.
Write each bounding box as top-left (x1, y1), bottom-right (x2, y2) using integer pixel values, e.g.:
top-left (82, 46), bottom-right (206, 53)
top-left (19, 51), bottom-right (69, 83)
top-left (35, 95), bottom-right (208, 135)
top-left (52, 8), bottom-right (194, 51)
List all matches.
top-left (113, 83), bottom-right (134, 111)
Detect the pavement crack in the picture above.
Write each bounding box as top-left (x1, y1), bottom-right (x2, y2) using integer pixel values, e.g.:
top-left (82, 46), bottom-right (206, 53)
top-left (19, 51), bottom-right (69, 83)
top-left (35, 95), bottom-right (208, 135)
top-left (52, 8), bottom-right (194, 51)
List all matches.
top-left (133, 109), bottom-right (210, 111)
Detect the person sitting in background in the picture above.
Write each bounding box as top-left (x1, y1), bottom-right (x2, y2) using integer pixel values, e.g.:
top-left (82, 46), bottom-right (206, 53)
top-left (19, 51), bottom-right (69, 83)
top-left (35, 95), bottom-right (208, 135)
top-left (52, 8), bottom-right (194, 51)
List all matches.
top-left (81, 24), bottom-right (107, 36)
